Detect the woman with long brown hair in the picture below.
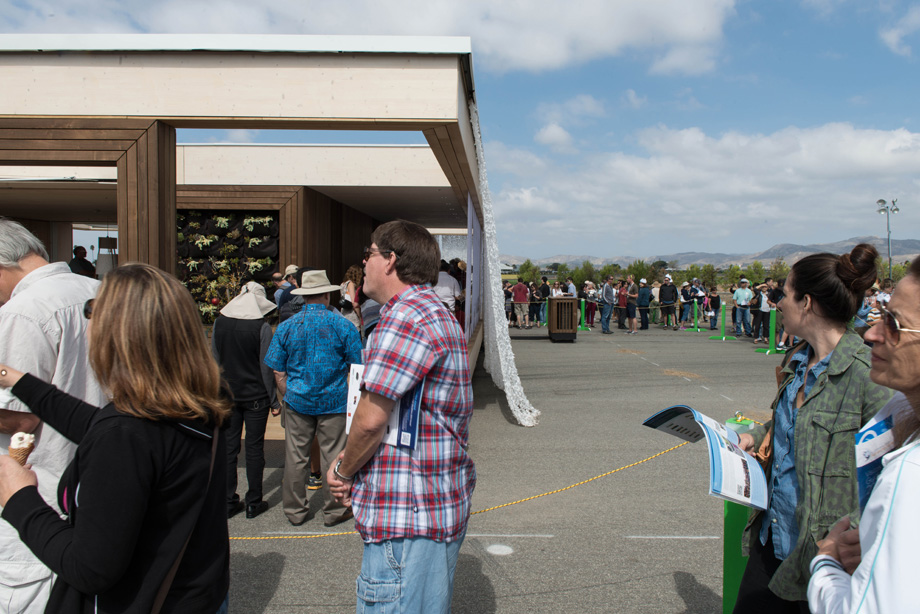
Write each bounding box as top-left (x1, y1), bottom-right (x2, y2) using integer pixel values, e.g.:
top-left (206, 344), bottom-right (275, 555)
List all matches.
top-left (0, 263), bottom-right (230, 613)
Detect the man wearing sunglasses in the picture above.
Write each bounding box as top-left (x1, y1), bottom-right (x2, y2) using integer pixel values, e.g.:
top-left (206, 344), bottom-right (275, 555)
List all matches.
top-left (0, 219), bottom-right (107, 613)
top-left (329, 220), bottom-right (475, 613)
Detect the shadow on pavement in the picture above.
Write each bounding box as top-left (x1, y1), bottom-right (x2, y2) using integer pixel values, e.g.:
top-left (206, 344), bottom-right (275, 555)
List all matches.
top-left (673, 570), bottom-right (721, 614)
top-left (230, 552), bottom-right (285, 614)
top-left (453, 553), bottom-right (497, 614)
top-left (471, 358), bottom-right (522, 428)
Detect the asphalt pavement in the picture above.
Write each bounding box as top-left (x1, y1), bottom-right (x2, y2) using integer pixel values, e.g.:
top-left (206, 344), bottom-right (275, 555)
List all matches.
top-left (227, 321), bottom-right (784, 613)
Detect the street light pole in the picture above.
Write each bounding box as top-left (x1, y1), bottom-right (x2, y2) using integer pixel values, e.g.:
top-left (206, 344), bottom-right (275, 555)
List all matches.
top-left (876, 198), bottom-right (899, 279)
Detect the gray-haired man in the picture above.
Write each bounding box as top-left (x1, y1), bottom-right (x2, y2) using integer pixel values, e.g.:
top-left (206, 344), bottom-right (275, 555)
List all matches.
top-left (0, 219), bottom-right (106, 613)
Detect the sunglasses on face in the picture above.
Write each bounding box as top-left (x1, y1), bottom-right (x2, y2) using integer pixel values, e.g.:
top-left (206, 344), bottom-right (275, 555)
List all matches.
top-left (878, 305), bottom-right (920, 345)
top-left (83, 299), bottom-right (94, 320)
top-left (363, 247), bottom-right (397, 262)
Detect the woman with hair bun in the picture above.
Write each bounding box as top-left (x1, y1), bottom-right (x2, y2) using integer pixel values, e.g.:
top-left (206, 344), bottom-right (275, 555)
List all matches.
top-left (733, 243), bottom-right (894, 613)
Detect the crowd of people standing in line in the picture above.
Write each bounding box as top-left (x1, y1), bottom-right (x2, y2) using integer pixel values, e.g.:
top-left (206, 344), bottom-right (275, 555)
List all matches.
top-left (0, 217), bottom-right (475, 614)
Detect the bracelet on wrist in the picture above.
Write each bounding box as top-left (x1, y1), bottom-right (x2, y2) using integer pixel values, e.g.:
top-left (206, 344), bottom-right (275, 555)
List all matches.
top-left (334, 459), bottom-right (354, 481)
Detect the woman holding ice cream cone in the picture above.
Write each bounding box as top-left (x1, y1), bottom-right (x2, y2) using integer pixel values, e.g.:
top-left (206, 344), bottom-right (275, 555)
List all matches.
top-left (0, 263), bottom-right (231, 613)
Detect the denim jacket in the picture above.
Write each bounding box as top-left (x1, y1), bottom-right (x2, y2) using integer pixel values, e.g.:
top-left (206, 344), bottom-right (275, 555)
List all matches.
top-left (741, 330), bottom-right (893, 601)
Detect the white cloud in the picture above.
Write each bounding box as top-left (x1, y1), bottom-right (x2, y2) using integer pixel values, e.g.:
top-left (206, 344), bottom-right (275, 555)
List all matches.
top-left (881, 5), bottom-right (920, 56)
top-left (490, 122), bottom-right (920, 256)
top-left (801, 0), bottom-right (848, 16)
top-left (221, 129), bottom-right (258, 143)
top-left (536, 95), bottom-right (605, 125)
top-left (623, 89), bottom-right (647, 109)
top-left (534, 123), bottom-right (575, 153)
top-left (650, 45), bottom-right (718, 76)
top-left (0, 0), bottom-right (737, 75)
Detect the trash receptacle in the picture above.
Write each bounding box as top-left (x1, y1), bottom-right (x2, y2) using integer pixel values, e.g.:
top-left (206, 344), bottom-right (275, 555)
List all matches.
top-left (548, 297), bottom-right (577, 342)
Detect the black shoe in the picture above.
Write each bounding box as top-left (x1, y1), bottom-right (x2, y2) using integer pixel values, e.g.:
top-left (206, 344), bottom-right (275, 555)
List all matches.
top-left (227, 501), bottom-right (245, 519)
top-left (246, 501), bottom-right (269, 519)
top-left (307, 472), bottom-right (323, 491)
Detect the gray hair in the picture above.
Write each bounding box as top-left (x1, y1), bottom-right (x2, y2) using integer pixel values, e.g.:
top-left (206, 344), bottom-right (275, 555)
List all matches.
top-left (0, 219), bottom-right (50, 267)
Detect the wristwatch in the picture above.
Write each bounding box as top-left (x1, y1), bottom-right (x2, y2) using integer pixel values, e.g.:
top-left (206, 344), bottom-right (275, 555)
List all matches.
top-left (334, 458), bottom-right (354, 481)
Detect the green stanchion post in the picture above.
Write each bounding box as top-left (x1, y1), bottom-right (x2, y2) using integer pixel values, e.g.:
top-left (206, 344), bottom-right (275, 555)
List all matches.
top-left (685, 300), bottom-right (703, 332)
top-left (755, 309), bottom-right (785, 355)
top-left (710, 303), bottom-right (736, 340)
top-left (578, 299), bottom-right (590, 331)
top-left (723, 501), bottom-right (750, 613)
top-left (723, 414), bottom-right (753, 613)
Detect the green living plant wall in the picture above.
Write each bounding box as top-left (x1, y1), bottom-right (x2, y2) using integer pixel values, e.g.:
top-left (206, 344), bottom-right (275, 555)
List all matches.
top-left (176, 210), bottom-right (280, 323)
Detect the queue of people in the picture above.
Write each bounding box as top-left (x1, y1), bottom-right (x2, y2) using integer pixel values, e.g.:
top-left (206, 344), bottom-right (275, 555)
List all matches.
top-left (3, 216), bottom-right (920, 614)
top-left (0, 218), bottom-right (475, 613)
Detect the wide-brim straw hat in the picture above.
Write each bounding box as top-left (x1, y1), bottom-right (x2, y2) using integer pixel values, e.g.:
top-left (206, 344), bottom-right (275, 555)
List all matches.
top-left (292, 270), bottom-right (340, 296)
top-left (220, 281), bottom-right (276, 319)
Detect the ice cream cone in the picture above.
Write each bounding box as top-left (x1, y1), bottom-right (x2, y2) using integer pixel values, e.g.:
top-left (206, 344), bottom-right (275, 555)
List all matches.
top-left (8, 443), bottom-right (33, 466)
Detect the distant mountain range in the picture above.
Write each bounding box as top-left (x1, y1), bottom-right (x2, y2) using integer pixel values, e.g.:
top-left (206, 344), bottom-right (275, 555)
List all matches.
top-left (500, 236), bottom-right (920, 269)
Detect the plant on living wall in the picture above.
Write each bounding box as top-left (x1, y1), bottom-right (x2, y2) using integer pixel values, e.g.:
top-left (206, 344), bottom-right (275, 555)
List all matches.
top-left (176, 210), bottom-right (281, 324)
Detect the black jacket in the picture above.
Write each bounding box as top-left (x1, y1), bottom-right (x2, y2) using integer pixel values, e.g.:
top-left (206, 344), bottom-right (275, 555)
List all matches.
top-left (2, 374), bottom-right (229, 613)
top-left (658, 283), bottom-right (678, 304)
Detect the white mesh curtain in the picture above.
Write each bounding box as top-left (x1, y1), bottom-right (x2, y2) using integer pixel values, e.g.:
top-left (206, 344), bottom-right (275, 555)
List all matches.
top-left (469, 101), bottom-right (540, 427)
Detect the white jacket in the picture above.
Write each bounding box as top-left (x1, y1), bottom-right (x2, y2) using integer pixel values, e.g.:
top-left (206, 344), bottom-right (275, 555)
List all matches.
top-left (807, 396), bottom-right (920, 614)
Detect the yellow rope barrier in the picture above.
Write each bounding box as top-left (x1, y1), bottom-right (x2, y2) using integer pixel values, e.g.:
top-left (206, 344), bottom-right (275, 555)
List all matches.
top-left (734, 412), bottom-right (765, 426)
top-left (229, 441), bottom-right (690, 541)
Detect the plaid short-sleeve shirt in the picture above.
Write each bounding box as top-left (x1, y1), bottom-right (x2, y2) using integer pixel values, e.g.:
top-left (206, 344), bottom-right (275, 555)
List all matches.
top-left (352, 284), bottom-right (476, 543)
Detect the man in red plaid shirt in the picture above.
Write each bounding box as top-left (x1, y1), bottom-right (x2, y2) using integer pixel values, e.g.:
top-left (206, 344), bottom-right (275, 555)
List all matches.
top-left (328, 220), bottom-right (476, 613)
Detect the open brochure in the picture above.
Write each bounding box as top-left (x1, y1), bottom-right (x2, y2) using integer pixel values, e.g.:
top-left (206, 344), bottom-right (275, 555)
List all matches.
top-left (345, 364), bottom-right (421, 450)
top-left (643, 405), bottom-right (768, 510)
top-left (856, 397), bottom-right (900, 512)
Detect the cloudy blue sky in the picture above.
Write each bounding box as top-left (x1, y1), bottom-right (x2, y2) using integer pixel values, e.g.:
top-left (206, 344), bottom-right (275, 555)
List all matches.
top-left (4, 0), bottom-right (920, 259)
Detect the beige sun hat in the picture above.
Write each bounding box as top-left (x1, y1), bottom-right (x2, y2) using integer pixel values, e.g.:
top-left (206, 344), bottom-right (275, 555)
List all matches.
top-left (291, 270), bottom-right (341, 296)
top-left (220, 281), bottom-right (276, 319)
top-left (284, 264), bottom-right (299, 277)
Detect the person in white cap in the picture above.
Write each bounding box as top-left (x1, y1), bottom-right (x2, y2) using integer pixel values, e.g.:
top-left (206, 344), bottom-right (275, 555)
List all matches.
top-left (658, 274), bottom-right (679, 330)
top-left (276, 264), bottom-right (302, 310)
top-left (264, 270), bottom-right (362, 527)
top-left (211, 282), bottom-right (280, 519)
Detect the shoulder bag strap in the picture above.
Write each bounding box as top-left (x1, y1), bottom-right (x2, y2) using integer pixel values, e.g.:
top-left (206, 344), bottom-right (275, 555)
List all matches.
top-left (151, 424), bottom-right (220, 614)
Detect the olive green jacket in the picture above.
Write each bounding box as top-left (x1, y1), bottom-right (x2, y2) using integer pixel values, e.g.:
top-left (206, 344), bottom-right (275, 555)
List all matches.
top-left (741, 330), bottom-right (893, 601)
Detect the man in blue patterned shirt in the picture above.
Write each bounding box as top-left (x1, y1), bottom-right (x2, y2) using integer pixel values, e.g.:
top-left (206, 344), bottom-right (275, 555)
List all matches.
top-left (264, 270), bottom-right (363, 527)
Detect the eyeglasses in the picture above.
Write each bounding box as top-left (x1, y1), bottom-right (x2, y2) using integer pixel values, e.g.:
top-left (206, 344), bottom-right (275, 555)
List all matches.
top-left (877, 305), bottom-right (920, 345)
top-left (363, 247), bottom-right (397, 262)
top-left (83, 299), bottom-right (94, 320)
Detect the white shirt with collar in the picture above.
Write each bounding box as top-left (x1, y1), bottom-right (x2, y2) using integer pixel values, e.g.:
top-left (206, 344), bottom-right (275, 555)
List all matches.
top-left (0, 262), bottom-right (106, 604)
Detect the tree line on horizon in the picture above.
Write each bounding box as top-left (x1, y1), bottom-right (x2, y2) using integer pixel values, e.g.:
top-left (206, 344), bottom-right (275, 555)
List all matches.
top-left (509, 257), bottom-right (911, 290)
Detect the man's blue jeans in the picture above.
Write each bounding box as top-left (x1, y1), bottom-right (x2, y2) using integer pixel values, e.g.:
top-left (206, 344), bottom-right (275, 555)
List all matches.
top-left (539, 301), bottom-right (547, 325)
top-left (735, 306), bottom-right (752, 335)
top-left (600, 302), bottom-right (613, 333)
top-left (357, 534), bottom-right (464, 614)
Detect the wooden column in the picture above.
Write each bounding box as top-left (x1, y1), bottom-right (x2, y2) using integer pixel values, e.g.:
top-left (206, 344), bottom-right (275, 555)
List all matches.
top-left (117, 121), bottom-right (177, 274)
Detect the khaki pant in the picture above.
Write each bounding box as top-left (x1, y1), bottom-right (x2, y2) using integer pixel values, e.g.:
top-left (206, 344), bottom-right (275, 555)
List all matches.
top-left (282, 408), bottom-right (349, 525)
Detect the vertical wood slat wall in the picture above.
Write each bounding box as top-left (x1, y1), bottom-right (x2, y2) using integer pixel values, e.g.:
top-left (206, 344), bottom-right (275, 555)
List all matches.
top-left (0, 117), bottom-right (177, 274)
